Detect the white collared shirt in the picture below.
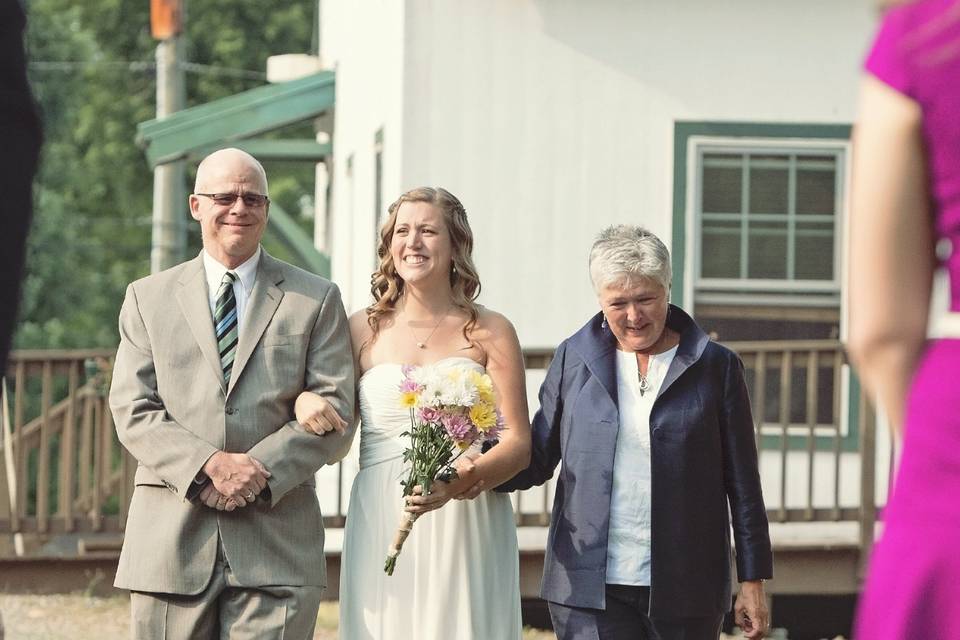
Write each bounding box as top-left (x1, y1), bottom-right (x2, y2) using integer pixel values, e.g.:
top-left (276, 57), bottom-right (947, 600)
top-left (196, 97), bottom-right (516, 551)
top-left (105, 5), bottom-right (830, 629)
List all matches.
top-left (202, 247), bottom-right (260, 334)
top-left (606, 344), bottom-right (678, 586)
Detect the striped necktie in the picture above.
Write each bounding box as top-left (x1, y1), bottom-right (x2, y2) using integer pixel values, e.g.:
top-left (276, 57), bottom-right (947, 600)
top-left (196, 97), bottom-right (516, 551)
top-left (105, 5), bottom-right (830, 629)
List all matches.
top-left (214, 271), bottom-right (239, 384)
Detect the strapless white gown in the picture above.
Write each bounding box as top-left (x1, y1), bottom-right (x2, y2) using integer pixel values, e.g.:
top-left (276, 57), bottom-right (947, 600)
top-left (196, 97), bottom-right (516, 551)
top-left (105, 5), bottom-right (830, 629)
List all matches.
top-left (338, 357), bottom-right (522, 640)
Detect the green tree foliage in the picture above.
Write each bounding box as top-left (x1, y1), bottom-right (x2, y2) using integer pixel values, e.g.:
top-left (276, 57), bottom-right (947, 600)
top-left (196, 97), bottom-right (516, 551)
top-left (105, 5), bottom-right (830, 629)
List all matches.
top-left (18, 0), bottom-right (317, 349)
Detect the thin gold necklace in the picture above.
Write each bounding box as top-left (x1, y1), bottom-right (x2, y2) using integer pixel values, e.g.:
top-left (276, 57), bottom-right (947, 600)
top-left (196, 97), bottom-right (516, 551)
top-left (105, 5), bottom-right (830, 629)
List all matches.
top-left (408, 304), bottom-right (452, 350)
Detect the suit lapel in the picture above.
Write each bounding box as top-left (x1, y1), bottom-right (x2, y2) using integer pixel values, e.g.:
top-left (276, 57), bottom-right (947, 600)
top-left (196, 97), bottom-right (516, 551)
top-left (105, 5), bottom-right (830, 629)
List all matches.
top-left (176, 254), bottom-right (226, 393)
top-left (227, 253), bottom-right (285, 396)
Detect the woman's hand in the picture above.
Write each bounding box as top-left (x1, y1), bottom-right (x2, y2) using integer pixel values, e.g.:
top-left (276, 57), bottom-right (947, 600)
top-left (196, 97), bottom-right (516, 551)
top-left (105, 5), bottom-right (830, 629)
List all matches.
top-left (452, 453), bottom-right (486, 500)
top-left (734, 580), bottom-right (769, 639)
top-left (405, 456), bottom-right (483, 514)
top-left (295, 392), bottom-right (347, 435)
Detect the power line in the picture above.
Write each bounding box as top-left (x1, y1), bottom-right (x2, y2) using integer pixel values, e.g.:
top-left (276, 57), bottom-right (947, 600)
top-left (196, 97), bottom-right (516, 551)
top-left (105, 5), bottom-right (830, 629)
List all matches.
top-left (29, 60), bottom-right (154, 72)
top-left (28, 60), bottom-right (266, 80)
top-left (180, 62), bottom-right (265, 80)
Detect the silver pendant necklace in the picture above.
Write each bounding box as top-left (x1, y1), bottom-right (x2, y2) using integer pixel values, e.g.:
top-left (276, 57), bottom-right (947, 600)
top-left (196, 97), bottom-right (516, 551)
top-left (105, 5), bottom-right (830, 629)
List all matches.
top-left (637, 368), bottom-right (651, 396)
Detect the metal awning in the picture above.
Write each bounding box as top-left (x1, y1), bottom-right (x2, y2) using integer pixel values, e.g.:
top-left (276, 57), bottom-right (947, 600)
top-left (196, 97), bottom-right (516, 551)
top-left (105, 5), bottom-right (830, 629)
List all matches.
top-left (137, 70), bottom-right (335, 167)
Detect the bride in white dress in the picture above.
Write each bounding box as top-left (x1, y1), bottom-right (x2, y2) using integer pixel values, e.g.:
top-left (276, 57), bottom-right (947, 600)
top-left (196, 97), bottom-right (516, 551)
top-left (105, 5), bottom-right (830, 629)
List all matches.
top-left (294, 187), bottom-right (531, 640)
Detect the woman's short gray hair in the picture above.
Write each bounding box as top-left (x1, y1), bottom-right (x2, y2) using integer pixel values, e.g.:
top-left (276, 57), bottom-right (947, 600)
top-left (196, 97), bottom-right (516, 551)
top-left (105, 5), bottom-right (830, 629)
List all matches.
top-left (588, 225), bottom-right (672, 292)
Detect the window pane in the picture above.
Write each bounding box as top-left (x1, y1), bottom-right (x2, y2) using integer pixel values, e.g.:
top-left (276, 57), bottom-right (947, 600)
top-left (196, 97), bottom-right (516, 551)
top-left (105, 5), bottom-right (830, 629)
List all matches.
top-left (795, 223), bottom-right (835, 280)
top-left (747, 220), bottom-right (787, 279)
top-left (749, 155), bottom-right (789, 215)
top-left (702, 220), bottom-right (741, 278)
top-left (796, 156), bottom-right (836, 216)
top-left (702, 154), bottom-right (742, 213)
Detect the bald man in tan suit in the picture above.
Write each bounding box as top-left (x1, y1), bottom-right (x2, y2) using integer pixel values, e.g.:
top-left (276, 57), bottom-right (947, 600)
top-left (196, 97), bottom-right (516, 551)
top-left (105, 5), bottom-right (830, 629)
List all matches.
top-left (109, 149), bottom-right (355, 639)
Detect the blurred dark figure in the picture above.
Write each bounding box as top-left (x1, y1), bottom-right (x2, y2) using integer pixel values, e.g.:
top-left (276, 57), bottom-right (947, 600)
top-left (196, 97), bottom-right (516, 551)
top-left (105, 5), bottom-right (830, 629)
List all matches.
top-left (0, 0), bottom-right (42, 376)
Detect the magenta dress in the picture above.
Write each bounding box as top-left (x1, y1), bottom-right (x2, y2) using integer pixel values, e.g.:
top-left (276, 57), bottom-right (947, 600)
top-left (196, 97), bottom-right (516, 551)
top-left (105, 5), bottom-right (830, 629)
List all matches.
top-left (855, 2), bottom-right (960, 638)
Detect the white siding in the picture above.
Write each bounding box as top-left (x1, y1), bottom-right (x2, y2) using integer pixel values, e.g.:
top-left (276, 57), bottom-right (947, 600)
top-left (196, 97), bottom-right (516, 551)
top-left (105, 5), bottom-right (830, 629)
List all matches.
top-left (320, 0), bottom-right (407, 312)
top-left (324, 0), bottom-right (878, 346)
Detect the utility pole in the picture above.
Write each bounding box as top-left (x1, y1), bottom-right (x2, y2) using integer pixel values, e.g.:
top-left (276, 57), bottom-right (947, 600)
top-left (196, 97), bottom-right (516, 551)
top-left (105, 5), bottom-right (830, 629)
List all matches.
top-left (149, 0), bottom-right (186, 273)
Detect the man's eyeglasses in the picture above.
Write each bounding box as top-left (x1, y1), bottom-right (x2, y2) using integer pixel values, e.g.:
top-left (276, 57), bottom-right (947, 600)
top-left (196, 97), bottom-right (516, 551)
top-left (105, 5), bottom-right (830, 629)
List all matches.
top-left (195, 192), bottom-right (270, 208)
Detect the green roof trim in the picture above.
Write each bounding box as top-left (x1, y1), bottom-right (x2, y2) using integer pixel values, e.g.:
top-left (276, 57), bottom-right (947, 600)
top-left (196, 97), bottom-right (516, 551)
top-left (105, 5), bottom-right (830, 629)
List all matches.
top-left (268, 202), bottom-right (330, 277)
top-left (138, 71), bottom-right (335, 167)
top-left (188, 139), bottom-right (332, 163)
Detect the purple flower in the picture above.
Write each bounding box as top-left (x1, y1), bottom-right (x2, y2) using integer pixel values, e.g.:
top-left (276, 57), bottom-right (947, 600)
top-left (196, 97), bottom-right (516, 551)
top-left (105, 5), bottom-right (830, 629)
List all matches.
top-left (483, 412), bottom-right (506, 442)
top-left (442, 414), bottom-right (475, 442)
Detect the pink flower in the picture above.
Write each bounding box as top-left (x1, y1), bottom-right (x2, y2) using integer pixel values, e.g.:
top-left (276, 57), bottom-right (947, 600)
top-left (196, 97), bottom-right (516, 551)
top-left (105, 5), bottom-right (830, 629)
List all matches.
top-left (418, 406), bottom-right (441, 423)
top-left (442, 414), bottom-right (475, 442)
top-left (399, 378), bottom-right (421, 394)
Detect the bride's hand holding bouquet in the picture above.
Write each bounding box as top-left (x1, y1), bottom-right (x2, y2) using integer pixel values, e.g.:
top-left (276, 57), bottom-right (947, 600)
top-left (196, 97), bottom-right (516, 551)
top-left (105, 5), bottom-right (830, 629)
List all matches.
top-left (403, 454), bottom-right (482, 515)
top-left (383, 362), bottom-right (504, 575)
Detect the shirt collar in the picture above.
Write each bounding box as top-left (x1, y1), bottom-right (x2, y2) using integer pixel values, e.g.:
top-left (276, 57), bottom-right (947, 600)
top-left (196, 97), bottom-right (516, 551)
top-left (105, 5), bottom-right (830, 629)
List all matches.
top-left (202, 247), bottom-right (261, 293)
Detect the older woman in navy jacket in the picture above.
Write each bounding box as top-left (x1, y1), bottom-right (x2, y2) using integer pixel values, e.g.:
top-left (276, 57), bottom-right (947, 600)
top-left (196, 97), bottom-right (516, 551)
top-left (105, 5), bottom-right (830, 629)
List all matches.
top-left (499, 226), bottom-right (772, 640)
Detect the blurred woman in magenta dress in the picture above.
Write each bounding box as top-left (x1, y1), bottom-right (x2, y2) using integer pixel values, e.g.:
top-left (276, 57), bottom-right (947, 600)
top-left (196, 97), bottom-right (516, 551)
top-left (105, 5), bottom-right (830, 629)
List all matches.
top-left (849, 1), bottom-right (960, 637)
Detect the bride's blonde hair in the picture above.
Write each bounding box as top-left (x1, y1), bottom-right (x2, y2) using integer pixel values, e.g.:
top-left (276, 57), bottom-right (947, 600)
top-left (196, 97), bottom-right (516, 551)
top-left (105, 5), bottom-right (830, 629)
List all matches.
top-left (366, 187), bottom-right (482, 346)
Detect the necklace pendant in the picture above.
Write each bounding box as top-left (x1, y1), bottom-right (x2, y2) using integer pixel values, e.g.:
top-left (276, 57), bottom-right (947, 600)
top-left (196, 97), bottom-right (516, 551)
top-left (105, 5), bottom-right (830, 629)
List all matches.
top-left (417, 342), bottom-right (426, 349)
top-left (638, 371), bottom-right (650, 397)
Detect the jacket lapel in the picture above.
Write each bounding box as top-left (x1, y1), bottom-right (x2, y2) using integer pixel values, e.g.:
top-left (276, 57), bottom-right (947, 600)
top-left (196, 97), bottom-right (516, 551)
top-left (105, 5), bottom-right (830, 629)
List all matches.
top-left (657, 304), bottom-right (710, 400)
top-left (227, 252), bottom-right (285, 396)
top-left (571, 313), bottom-right (620, 411)
top-left (176, 254), bottom-right (227, 393)
top-left (587, 345), bottom-right (619, 411)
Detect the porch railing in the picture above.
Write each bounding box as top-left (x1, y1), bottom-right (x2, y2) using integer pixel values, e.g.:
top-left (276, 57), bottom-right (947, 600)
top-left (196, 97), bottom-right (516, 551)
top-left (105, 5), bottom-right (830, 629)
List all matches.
top-left (0, 349), bottom-right (130, 536)
top-left (1, 343), bottom-right (886, 550)
top-left (733, 339), bottom-right (874, 523)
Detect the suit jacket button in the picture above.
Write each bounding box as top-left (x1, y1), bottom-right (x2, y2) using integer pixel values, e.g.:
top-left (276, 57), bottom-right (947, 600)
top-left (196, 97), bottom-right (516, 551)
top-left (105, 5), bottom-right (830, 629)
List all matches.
top-left (226, 407), bottom-right (237, 415)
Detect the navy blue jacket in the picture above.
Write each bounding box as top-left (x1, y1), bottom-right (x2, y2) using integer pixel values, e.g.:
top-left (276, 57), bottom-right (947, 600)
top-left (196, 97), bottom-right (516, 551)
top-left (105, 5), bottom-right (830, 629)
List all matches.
top-left (499, 305), bottom-right (772, 617)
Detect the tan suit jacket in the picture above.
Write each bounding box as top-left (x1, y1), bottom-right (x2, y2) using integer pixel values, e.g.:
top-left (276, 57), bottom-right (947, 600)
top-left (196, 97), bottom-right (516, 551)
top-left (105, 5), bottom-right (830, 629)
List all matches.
top-left (109, 250), bottom-right (355, 595)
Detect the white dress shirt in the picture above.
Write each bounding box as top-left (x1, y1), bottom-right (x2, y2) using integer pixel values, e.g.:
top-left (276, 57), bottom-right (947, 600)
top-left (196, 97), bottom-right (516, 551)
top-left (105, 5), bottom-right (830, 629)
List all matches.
top-left (606, 344), bottom-right (678, 586)
top-left (202, 247), bottom-right (260, 334)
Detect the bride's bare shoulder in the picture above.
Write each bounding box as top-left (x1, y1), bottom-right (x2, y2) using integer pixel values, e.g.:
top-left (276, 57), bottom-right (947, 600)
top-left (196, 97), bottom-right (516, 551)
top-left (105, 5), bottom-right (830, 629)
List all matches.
top-left (348, 310), bottom-right (370, 334)
top-left (471, 306), bottom-right (520, 347)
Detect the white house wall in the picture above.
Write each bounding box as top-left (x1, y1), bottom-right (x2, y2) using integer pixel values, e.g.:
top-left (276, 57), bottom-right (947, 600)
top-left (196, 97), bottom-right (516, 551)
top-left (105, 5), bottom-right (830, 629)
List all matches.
top-left (321, 0), bottom-right (407, 312)
top-left (323, 0), bottom-right (878, 346)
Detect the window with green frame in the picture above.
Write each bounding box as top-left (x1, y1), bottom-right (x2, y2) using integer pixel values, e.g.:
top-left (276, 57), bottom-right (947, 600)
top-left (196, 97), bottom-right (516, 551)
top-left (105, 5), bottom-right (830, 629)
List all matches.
top-left (696, 144), bottom-right (845, 307)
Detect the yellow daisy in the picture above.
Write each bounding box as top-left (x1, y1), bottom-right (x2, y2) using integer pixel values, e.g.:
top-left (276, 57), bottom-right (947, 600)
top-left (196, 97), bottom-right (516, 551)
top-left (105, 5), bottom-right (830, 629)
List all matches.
top-left (469, 402), bottom-right (497, 431)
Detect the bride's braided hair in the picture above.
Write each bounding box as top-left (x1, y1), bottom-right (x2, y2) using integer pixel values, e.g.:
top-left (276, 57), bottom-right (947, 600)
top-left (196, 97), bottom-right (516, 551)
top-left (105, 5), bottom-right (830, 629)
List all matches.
top-left (366, 187), bottom-right (482, 346)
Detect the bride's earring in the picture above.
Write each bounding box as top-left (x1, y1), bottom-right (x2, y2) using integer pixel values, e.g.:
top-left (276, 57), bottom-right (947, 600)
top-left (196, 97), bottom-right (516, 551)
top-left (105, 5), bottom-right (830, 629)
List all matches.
top-left (601, 316), bottom-right (608, 329)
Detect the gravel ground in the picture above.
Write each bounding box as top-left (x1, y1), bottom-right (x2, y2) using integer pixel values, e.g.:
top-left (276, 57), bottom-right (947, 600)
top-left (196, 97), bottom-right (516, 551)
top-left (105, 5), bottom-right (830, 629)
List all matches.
top-left (0, 594), bottom-right (795, 639)
top-left (0, 595), bottom-right (557, 640)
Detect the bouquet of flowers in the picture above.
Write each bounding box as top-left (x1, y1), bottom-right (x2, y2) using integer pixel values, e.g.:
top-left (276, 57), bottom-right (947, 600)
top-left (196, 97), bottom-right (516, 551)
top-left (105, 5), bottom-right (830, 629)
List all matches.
top-left (383, 362), bottom-right (505, 575)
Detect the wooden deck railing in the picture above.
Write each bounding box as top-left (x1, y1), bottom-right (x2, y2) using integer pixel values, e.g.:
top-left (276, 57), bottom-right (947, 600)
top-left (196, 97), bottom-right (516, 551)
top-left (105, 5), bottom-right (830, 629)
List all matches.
top-left (734, 339), bottom-right (857, 523)
top-left (0, 349), bottom-right (131, 536)
top-left (730, 339), bottom-right (882, 569)
top-left (1, 344), bottom-right (885, 551)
